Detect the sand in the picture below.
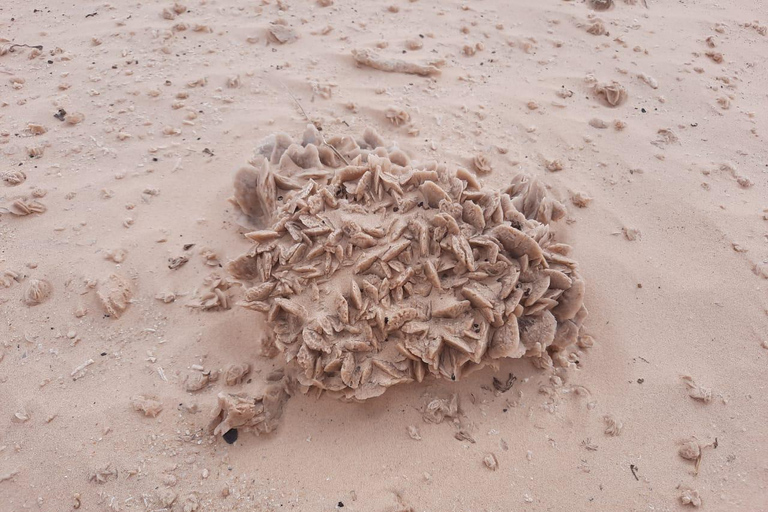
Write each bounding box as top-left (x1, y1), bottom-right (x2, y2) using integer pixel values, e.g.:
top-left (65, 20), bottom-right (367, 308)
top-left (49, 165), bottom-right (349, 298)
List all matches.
top-left (1, 0), bottom-right (767, 511)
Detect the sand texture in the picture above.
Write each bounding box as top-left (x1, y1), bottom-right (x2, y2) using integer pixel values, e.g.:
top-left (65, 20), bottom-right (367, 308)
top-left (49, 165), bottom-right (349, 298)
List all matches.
top-left (1, 0), bottom-right (767, 511)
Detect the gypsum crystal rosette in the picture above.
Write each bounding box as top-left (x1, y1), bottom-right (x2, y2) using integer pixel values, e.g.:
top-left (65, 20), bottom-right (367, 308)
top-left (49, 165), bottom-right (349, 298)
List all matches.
top-left (228, 125), bottom-right (587, 401)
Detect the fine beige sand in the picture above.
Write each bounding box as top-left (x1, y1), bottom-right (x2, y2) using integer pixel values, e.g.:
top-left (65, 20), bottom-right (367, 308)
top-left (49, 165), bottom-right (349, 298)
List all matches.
top-left (2, 0), bottom-right (768, 511)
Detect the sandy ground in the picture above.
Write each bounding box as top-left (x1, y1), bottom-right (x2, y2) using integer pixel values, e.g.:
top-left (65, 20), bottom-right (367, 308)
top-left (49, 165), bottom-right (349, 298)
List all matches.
top-left (2, 0), bottom-right (768, 510)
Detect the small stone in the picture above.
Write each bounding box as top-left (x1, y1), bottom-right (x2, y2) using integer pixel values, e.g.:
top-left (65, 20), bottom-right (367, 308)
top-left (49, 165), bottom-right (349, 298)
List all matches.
top-left (546, 159), bottom-right (564, 172)
top-left (483, 453), bottom-right (499, 471)
top-left (623, 227), bottom-right (641, 241)
top-left (223, 428), bottom-right (238, 444)
top-left (680, 488), bottom-right (702, 507)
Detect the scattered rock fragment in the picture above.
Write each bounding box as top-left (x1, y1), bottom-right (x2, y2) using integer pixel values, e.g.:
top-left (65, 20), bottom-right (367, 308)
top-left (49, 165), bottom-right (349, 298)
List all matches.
top-left (27, 145), bottom-right (45, 158)
top-left (717, 96), bottom-right (731, 110)
top-left (168, 255), bottom-right (189, 269)
top-left (158, 489), bottom-right (177, 508)
top-left (208, 374), bottom-right (292, 436)
top-left (97, 274), bottom-right (133, 318)
top-left (104, 248), bottom-right (127, 264)
top-left (227, 75), bottom-right (240, 89)
top-left (423, 394), bottom-right (459, 424)
top-left (546, 159), bottom-right (564, 172)
top-left (637, 73), bottom-right (658, 89)
top-left (678, 439), bottom-right (701, 461)
top-left (473, 153), bottom-right (492, 174)
top-left (744, 21), bottom-right (767, 36)
top-left (0, 269), bottom-right (21, 288)
top-left (717, 163), bottom-right (753, 189)
top-left (483, 453), bottom-right (499, 471)
top-left (623, 227), bottom-right (641, 241)
top-left (0, 470), bottom-right (19, 483)
top-left (131, 395), bottom-right (163, 417)
top-left (156, 292), bottom-right (176, 303)
top-left (570, 191), bottom-right (592, 208)
top-left (351, 48), bottom-right (444, 76)
top-left (653, 128), bottom-right (679, 147)
top-left (88, 464), bottom-right (118, 484)
top-left (603, 415), bottom-right (622, 436)
top-left (4, 197), bottom-right (46, 216)
top-left (586, 20), bottom-right (606, 35)
top-left (66, 112), bottom-right (85, 125)
top-left (187, 273), bottom-right (235, 310)
top-left (454, 429), bottom-right (476, 443)
top-left (26, 123), bottom-right (46, 135)
top-left (23, 279), bottom-right (52, 306)
top-left (407, 425), bottom-right (422, 440)
top-left (594, 81), bottom-right (627, 107)
top-left (705, 51), bottom-right (723, 63)
top-left (224, 363), bottom-right (251, 386)
top-left (268, 24), bottom-right (298, 45)
top-left (589, 0), bottom-right (614, 11)
top-left (1, 170), bottom-right (26, 186)
top-left (199, 247), bottom-right (220, 266)
top-left (181, 493), bottom-right (200, 511)
top-left (13, 409), bottom-right (30, 422)
top-left (681, 376), bottom-right (712, 403)
top-left (679, 487), bottom-right (702, 507)
top-left (185, 372), bottom-right (209, 392)
top-left (71, 359), bottom-right (94, 380)
top-left (385, 106), bottom-right (410, 126)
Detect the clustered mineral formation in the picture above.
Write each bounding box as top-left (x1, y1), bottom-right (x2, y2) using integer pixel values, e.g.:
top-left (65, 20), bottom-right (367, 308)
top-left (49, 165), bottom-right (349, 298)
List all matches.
top-left (228, 126), bottom-right (587, 401)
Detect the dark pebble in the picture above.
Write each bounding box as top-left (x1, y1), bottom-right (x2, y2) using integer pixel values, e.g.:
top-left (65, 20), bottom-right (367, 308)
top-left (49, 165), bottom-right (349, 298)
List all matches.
top-left (223, 428), bottom-right (238, 444)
